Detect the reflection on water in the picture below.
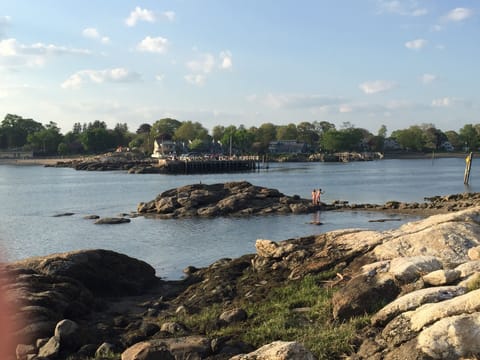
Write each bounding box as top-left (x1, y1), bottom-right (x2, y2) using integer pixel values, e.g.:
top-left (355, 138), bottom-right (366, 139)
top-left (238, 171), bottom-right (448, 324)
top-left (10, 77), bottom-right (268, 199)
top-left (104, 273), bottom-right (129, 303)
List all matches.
top-left (0, 158), bottom-right (471, 278)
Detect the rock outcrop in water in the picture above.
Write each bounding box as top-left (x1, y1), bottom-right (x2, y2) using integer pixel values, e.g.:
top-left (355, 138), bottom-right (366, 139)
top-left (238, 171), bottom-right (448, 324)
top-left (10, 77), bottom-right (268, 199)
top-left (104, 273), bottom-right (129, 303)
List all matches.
top-left (137, 181), bottom-right (322, 218)
top-left (5, 207), bottom-right (480, 359)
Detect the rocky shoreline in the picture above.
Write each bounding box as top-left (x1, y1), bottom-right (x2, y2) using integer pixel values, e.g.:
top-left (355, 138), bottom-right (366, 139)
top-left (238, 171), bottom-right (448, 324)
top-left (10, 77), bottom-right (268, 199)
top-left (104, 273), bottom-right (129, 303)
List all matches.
top-left (4, 187), bottom-right (480, 359)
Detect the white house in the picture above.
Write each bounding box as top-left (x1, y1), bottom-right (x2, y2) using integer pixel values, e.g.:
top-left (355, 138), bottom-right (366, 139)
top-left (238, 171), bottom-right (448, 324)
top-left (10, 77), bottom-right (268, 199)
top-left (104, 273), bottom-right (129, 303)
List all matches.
top-left (152, 139), bottom-right (176, 158)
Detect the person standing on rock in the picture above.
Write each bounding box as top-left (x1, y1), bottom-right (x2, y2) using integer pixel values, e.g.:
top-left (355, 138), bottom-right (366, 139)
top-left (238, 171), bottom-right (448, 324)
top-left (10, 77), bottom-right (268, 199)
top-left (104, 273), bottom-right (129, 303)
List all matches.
top-left (316, 189), bottom-right (324, 205)
top-left (311, 189), bottom-right (317, 205)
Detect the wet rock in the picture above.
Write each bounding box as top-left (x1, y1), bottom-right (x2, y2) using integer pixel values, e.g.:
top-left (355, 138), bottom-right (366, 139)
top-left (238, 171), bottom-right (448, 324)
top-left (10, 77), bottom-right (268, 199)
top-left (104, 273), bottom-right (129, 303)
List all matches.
top-left (94, 217), bottom-right (131, 225)
top-left (52, 212), bottom-right (74, 217)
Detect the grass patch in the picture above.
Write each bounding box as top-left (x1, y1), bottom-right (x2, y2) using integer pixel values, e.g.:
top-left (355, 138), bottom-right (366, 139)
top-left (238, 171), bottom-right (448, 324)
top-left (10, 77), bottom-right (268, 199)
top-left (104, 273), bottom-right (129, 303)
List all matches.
top-left (174, 273), bottom-right (369, 359)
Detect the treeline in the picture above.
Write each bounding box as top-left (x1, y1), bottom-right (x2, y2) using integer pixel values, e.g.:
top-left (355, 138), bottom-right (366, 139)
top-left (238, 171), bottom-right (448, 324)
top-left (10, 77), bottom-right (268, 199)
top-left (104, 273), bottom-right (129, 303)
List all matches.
top-left (0, 113), bottom-right (478, 156)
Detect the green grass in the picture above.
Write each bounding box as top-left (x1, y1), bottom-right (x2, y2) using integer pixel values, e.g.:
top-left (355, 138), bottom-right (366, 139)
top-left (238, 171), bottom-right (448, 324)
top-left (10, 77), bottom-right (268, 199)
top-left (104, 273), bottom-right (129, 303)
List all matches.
top-left (174, 273), bottom-right (370, 359)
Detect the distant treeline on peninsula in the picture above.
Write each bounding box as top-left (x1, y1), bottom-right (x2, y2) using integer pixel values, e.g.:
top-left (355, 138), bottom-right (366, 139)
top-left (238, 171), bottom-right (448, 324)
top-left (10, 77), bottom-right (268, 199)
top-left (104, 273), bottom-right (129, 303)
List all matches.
top-left (0, 113), bottom-right (477, 157)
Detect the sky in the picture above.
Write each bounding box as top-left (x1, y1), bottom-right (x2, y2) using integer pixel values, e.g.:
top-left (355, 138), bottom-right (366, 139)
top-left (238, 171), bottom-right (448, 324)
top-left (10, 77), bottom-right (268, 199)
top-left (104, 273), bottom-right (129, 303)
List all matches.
top-left (0, 1), bottom-right (479, 136)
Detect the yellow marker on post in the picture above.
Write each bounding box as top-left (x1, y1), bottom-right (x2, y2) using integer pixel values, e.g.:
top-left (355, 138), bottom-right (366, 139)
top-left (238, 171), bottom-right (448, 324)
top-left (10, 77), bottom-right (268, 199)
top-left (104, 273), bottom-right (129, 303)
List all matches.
top-left (464, 152), bottom-right (473, 184)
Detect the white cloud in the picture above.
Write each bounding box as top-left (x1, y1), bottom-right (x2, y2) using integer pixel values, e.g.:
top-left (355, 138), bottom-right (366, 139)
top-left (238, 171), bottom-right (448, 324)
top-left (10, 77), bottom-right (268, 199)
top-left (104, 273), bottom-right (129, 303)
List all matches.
top-left (184, 74), bottom-right (206, 86)
top-left (156, 74), bottom-right (164, 81)
top-left (376, 1), bottom-right (428, 16)
top-left (430, 25), bottom-right (443, 32)
top-left (263, 93), bottom-right (345, 109)
top-left (420, 73), bottom-right (436, 84)
top-left (125, 7), bottom-right (155, 27)
top-left (186, 53), bottom-right (215, 73)
top-left (431, 97), bottom-right (470, 108)
top-left (0, 38), bottom-right (90, 56)
top-left (82, 28), bottom-right (110, 44)
top-left (405, 38), bottom-right (427, 50)
top-left (359, 80), bottom-right (395, 94)
top-left (444, 8), bottom-right (473, 22)
top-left (137, 36), bottom-right (168, 53)
top-left (432, 97), bottom-right (454, 107)
top-left (219, 50), bottom-right (232, 70)
top-left (61, 68), bottom-right (141, 89)
top-left (163, 11), bottom-right (175, 22)
top-left (412, 8), bottom-right (428, 16)
top-left (0, 38), bottom-right (90, 68)
top-left (82, 28), bottom-right (99, 39)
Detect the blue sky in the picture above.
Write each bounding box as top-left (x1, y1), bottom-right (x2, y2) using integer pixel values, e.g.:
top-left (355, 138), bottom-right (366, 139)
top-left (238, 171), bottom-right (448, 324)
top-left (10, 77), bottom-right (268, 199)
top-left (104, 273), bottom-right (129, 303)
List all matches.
top-left (0, 1), bottom-right (478, 135)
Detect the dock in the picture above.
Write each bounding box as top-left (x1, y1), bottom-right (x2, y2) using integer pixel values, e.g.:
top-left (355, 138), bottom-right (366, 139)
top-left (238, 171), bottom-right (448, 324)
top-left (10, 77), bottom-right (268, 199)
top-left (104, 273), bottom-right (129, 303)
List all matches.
top-left (158, 158), bottom-right (259, 174)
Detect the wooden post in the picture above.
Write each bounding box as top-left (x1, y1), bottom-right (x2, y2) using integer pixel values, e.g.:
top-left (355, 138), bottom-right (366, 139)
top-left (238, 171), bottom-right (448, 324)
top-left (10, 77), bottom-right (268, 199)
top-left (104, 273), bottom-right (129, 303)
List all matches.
top-left (464, 152), bottom-right (473, 184)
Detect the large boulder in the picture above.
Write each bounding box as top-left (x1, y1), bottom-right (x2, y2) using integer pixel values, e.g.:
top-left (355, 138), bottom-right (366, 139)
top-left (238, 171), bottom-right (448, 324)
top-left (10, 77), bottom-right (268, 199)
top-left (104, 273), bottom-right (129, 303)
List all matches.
top-left (9, 249), bottom-right (157, 296)
top-left (137, 181), bottom-right (318, 218)
top-left (5, 250), bottom-right (159, 353)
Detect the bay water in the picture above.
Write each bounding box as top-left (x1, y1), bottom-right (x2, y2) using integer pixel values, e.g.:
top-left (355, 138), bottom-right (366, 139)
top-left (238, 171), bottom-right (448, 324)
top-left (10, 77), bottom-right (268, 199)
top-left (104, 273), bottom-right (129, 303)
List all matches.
top-left (0, 158), bottom-right (476, 279)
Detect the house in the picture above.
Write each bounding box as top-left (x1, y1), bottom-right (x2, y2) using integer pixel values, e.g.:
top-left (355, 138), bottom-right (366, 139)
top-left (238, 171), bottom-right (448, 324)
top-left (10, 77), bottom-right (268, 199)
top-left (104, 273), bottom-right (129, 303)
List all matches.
top-left (268, 140), bottom-right (307, 154)
top-left (440, 141), bottom-right (455, 152)
top-left (383, 138), bottom-right (401, 151)
top-left (152, 139), bottom-right (177, 158)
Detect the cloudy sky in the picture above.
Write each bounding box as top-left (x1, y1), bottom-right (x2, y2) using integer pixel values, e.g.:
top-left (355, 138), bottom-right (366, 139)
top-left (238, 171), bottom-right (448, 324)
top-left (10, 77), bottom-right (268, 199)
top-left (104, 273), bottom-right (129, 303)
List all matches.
top-left (0, 1), bottom-right (478, 135)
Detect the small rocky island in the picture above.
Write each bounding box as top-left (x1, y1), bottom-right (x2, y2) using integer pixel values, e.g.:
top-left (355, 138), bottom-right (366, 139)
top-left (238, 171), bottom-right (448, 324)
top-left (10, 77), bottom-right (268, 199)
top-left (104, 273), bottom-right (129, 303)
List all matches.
top-left (4, 205), bottom-right (480, 359)
top-left (137, 181), bottom-right (323, 218)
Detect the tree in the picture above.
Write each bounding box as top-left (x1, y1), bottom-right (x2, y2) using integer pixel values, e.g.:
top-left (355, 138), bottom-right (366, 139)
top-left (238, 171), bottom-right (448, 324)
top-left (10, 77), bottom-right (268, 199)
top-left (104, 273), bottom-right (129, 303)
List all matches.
top-left (80, 127), bottom-right (116, 153)
top-left (297, 122), bottom-right (319, 150)
top-left (27, 122), bottom-right (63, 154)
top-left (459, 124), bottom-right (478, 151)
top-left (391, 126), bottom-right (425, 151)
top-left (0, 114), bottom-right (43, 149)
top-left (233, 125), bottom-right (255, 154)
top-left (445, 130), bottom-right (462, 150)
top-left (276, 123), bottom-right (298, 140)
top-left (136, 123), bottom-right (152, 135)
top-left (150, 118), bottom-right (181, 140)
top-left (320, 129), bottom-right (346, 152)
top-left (255, 123), bottom-right (277, 153)
top-left (113, 123), bottom-right (132, 147)
top-left (377, 125), bottom-right (387, 138)
top-left (212, 125), bottom-right (225, 141)
top-left (174, 121), bottom-right (208, 143)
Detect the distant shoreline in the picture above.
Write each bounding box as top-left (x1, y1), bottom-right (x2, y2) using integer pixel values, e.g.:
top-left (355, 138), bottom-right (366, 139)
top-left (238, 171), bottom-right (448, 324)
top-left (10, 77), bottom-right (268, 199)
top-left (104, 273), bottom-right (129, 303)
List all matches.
top-left (0, 157), bottom-right (83, 166)
top-left (383, 152), bottom-right (470, 159)
top-left (0, 152), bottom-right (471, 167)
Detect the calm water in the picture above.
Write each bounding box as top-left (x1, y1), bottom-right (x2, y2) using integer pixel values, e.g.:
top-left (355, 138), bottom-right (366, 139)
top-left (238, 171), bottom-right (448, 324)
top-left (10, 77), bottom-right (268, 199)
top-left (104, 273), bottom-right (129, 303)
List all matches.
top-left (0, 158), bottom-right (475, 279)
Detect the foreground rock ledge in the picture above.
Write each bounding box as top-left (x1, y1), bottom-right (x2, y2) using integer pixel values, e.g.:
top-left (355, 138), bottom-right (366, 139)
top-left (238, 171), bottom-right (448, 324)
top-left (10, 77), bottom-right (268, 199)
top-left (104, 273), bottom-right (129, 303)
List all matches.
top-left (5, 207), bottom-right (480, 359)
top-left (137, 181), bottom-right (322, 218)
